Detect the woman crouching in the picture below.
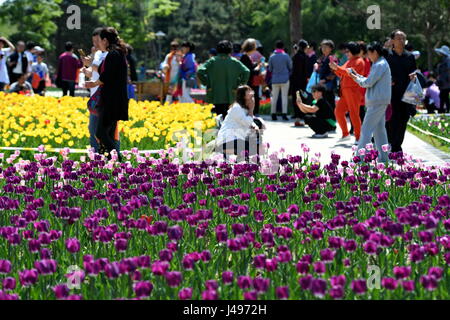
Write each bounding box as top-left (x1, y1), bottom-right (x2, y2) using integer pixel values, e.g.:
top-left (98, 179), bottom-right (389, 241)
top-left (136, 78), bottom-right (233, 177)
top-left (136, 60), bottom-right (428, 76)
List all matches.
top-left (215, 85), bottom-right (266, 162)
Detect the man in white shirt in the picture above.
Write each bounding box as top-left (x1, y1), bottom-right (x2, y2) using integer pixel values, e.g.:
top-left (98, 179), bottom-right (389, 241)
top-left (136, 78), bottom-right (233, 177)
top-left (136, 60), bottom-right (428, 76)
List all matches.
top-left (0, 37), bottom-right (15, 91)
top-left (8, 41), bottom-right (28, 84)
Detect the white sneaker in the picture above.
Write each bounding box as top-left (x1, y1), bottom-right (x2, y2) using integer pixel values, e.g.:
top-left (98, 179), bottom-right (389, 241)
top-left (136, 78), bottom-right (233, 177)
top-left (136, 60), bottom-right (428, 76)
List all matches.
top-left (337, 135), bottom-right (351, 143)
top-left (312, 133), bottom-right (328, 138)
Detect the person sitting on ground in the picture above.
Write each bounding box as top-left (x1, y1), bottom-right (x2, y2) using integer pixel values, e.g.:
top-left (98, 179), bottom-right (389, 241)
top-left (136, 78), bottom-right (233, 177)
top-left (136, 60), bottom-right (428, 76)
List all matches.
top-left (215, 85), bottom-right (266, 161)
top-left (9, 73), bottom-right (33, 95)
top-left (296, 83), bottom-right (336, 138)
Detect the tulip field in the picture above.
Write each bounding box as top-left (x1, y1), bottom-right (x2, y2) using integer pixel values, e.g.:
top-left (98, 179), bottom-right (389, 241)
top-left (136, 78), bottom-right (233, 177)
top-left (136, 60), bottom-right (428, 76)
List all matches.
top-left (0, 93), bottom-right (216, 153)
top-left (0, 144), bottom-right (449, 300)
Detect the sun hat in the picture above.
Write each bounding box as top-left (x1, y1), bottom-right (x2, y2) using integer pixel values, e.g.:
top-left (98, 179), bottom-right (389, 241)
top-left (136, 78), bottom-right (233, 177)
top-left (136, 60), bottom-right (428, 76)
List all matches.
top-left (435, 45), bottom-right (450, 57)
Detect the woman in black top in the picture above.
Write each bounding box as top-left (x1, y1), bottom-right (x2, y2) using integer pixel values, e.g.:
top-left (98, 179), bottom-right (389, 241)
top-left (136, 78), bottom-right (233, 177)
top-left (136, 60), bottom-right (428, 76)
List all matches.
top-left (240, 39), bottom-right (262, 115)
top-left (85, 27), bottom-right (129, 161)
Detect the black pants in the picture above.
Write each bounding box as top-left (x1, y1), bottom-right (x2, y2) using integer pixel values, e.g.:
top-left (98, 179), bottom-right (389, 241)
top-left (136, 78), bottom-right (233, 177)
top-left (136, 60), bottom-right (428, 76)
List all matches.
top-left (218, 136), bottom-right (261, 162)
top-left (324, 90), bottom-right (336, 120)
top-left (213, 104), bottom-right (229, 119)
top-left (386, 100), bottom-right (411, 153)
top-left (62, 80), bottom-right (75, 97)
top-left (424, 97), bottom-right (436, 114)
top-left (0, 82), bottom-right (5, 91)
top-left (251, 85), bottom-right (261, 115)
top-left (96, 114), bottom-right (120, 161)
top-left (350, 106), bottom-right (366, 134)
top-left (305, 115), bottom-right (335, 135)
top-left (33, 80), bottom-right (46, 96)
top-left (439, 88), bottom-right (450, 113)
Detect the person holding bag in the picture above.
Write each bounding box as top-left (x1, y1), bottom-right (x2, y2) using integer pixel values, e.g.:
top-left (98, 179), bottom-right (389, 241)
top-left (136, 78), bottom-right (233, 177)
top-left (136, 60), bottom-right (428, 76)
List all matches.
top-left (85, 27), bottom-right (129, 161)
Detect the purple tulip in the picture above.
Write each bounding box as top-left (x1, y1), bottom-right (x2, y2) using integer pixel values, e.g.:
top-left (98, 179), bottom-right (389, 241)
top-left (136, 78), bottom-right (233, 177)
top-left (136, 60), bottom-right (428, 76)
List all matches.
top-left (137, 256), bottom-right (151, 269)
top-left (296, 261), bottom-right (310, 274)
top-left (402, 280), bottom-right (415, 292)
top-left (54, 284), bottom-right (70, 299)
top-left (428, 267), bottom-right (443, 280)
top-left (393, 266), bottom-right (411, 279)
top-left (34, 259), bottom-right (57, 275)
top-left (343, 239), bottom-right (357, 252)
top-left (381, 277), bottom-right (398, 290)
top-left (159, 249), bottom-right (173, 262)
top-left (19, 269), bottom-right (39, 287)
top-left (265, 258), bottom-right (278, 272)
top-left (28, 239), bottom-right (41, 253)
top-left (363, 240), bottom-right (378, 255)
top-left (165, 271), bottom-right (182, 288)
top-left (237, 276), bottom-right (252, 289)
top-left (66, 295), bottom-right (83, 300)
top-left (114, 239), bottom-right (128, 252)
top-left (276, 286), bottom-right (289, 299)
top-left (222, 271), bottom-right (234, 285)
top-left (252, 277), bottom-right (270, 293)
top-left (0, 260), bottom-right (12, 274)
top-left (151, 261), bottom-right (169, 276)
top-left (65, 238), bottom-right (80, 253)
top-left (329, 286), bottom-right (344, 299)
top-left (351, 279), bottom-right (367, 295)
top-left (178, 287), bottom-right (193, 300)
top-left (167, 225), bottom-right (183, 241)
top-left (201, 289), bottom-right (218, 300)
top-left (320, 249), bottom-right (336, 263)
top-left (311, 278), bottom-right (327, 298)
top-left (330, 275), bottom-right (346, 287)
top-left (2, 277), bottom-right (16, 291)
top-left (299, 275), bottom-right (313, 290)
top-left (205, 280), bottom-right (219, 290)
top-left (104, 262), bottom-right (120, 279)
top-left (243, 291), bottom-right (258, 300)
top-left (313, 261), bottom-right (326, 274)
top-left (420, 275), bottom-right (438, 291)
top-left (134, 281), bottom-right (153, 298)
top-left (253, 255), bottom-right (266, 269)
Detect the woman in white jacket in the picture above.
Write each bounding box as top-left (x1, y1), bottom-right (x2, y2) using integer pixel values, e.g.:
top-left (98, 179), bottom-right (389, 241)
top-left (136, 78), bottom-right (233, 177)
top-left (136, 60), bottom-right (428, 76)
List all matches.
top-left (216, 85), bottom-right (265, 161)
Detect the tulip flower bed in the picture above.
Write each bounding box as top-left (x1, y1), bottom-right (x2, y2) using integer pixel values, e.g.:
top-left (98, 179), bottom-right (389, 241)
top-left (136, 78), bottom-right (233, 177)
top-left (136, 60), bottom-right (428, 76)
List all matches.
top-left (0, 92), bottom-right (216, 153)
top-left (409, 115), bottom-right (450, 153)
top-left (0, 148), bottom-right (449, 300)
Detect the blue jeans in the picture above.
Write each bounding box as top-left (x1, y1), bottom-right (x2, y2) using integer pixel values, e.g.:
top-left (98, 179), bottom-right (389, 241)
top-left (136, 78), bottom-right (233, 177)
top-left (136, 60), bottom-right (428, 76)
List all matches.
top-left (89, 113), bottom-right (121, 154)
top-left (357, 104), bottom-right (389, 162)
top-left (89, 113), bottom-right (100, 152)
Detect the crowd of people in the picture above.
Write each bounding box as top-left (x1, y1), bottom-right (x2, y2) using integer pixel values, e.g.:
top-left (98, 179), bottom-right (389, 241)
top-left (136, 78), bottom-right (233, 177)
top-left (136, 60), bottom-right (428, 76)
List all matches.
top-left (0, 27), bottom-right (449, 163)
top-left (159, 30), bottom-right (449, 161)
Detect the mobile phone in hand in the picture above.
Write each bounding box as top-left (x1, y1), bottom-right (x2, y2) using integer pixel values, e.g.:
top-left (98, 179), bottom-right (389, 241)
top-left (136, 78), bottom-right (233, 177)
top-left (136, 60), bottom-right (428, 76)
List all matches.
top-left (296, 91), bottom-right (302, 102)
top-left (78, 49), bottom-right (86, 58)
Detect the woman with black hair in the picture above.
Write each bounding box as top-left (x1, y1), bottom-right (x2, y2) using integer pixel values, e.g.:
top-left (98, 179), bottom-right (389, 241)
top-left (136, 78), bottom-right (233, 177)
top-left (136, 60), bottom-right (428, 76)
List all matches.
top-left (215, 85), bottom-right (265, 161)
top-left (180, 41), bottom-right (197, 103)
top-left (85, 27), bottom-right (129, 161)
top-left (348, 42), bottom-right (392, 162)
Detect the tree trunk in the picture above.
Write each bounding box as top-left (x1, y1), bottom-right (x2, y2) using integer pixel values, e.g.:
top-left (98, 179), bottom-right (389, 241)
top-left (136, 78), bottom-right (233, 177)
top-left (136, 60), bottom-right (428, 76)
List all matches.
top-left (289, 0), bottom-right (302, 45)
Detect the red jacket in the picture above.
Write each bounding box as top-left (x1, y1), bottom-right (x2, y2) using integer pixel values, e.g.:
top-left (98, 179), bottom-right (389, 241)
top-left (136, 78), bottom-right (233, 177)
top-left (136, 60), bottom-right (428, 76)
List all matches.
top-left (333, 56), bottom-right (365, 89)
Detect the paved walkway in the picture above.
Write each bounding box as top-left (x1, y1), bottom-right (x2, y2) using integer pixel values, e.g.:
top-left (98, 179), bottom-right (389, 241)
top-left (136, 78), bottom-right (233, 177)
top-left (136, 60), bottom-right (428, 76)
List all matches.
top-left (261, 115), bottom-right (450, 166)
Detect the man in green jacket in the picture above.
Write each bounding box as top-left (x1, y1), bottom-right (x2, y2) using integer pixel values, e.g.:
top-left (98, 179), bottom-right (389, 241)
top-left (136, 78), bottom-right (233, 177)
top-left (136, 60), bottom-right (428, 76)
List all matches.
top-left (198, 40), bottom-right (250, 118)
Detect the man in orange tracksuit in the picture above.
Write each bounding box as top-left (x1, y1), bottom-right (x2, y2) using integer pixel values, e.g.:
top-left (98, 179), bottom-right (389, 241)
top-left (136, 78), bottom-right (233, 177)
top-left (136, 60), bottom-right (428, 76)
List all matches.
top-left (330, 42), bottom-right (365, 143)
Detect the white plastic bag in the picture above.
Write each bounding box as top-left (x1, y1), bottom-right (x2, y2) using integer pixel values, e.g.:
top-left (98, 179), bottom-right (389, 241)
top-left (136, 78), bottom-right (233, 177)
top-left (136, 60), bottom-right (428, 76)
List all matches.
top-left (402, 78), bottom-right (424, 105)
